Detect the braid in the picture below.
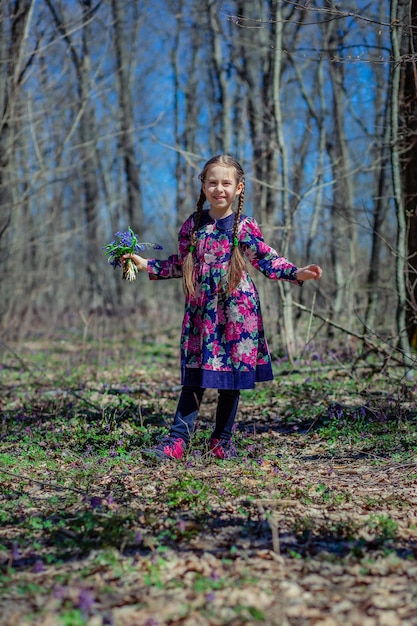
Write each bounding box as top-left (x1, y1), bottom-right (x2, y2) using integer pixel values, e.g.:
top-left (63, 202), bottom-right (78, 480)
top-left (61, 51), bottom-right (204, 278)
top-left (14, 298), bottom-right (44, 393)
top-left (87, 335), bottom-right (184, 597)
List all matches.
top-left (227, 182), bottom-right (246, 293)
top-left (182, 190), bottom-right (206, 296)
top-left (193, 190), bottom-right (206, 237)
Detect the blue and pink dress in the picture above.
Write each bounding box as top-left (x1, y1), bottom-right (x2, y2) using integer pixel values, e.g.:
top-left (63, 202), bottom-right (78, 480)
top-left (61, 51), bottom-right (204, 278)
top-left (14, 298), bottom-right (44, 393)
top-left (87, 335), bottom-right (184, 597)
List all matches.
top-left (147, 211), bottom-right (301, 390)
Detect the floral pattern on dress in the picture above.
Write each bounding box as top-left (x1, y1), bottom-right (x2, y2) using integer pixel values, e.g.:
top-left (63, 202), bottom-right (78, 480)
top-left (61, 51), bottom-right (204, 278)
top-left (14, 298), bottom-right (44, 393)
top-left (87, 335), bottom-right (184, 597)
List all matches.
top-left (147, 211), bottom-right (301, 389)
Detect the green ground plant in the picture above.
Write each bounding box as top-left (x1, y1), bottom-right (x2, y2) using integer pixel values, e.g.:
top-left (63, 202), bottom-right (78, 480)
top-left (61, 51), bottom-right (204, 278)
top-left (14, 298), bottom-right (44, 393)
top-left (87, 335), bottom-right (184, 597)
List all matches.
top-left (1, 334), bottom-right (417, 624)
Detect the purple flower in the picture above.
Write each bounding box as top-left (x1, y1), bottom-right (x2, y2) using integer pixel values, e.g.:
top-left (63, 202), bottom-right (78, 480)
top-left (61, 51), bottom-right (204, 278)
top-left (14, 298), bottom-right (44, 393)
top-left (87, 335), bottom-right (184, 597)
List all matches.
top-left (33, 559), bottom-right (44, 573)
top-left (78, 588), bottom-right (95, 615)
top-left (12, 542), bottom-right (20, 560)
top-left (90, 496), bottom-right (102, 509)
top-left (53, 585), bottom-right (67, 600)
top-left (103, 228), bottom-right (163, 268)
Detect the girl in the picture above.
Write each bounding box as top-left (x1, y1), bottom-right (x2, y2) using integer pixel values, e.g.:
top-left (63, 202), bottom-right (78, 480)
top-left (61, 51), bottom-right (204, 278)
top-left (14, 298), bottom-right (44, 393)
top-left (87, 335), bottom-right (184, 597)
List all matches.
top-left (123, 155), bottom-right (322, 461)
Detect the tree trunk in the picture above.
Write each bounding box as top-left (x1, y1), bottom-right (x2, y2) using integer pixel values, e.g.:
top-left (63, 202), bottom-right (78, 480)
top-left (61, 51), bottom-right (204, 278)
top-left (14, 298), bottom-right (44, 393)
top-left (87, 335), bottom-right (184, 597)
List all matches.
top-left (364, 99), bottom-right (392, 331)
top-left (169, 3), bottom-right (202, 228)
top-left (207, 0), bottom-right (233, 154)
top-left (272, 1), bottom-right (296, 360)
top-left (324, 12), bottom-right (357, 326)
top-left (398, 0), bottom-right (417, 349)
top-left (364, 5), bottom-right (393, 332)
top-left (44, 0), bottom-right (102, 310)
top-left (390, 0), bottom-right (412, 361)
top-left (0, 0), bottom-right (36, 330)
top-left (110, 0), bottom-right (143, 232)
top-left (236, 0), bottom-right (272, 222)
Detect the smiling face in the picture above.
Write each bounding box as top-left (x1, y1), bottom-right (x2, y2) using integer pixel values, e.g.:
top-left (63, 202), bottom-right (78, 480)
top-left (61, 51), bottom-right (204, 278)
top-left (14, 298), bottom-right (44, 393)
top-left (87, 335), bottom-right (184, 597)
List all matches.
top-left (202, 164), bottom-right (243, 218)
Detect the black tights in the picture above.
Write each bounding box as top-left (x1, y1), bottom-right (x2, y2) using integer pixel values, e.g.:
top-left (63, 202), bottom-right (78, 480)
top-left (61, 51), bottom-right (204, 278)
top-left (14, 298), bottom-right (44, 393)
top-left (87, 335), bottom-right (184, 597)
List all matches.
top-left (170, 385), bottom-right (240, 443)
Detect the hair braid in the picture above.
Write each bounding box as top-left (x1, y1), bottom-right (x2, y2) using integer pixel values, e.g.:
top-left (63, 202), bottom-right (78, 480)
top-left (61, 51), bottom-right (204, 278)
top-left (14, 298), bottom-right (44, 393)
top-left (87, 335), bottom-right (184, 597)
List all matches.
top-left (227, 182), bottom-right (246, 293)
top-left (182, 189), bottom-right (206, 296)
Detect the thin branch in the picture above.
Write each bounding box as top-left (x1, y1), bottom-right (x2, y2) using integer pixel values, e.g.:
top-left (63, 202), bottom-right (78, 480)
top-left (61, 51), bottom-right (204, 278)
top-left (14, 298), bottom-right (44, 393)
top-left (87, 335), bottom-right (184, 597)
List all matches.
top-left (292, 301), bottom-right (417, 369)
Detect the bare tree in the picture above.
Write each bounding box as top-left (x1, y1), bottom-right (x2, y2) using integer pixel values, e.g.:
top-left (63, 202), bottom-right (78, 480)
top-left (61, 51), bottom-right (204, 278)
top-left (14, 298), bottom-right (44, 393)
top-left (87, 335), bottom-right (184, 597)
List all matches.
top-left (207, 0), bottom-right (233, 154)
top-left (44, 0), bottom-right (103, 309)
top-left (0, 0), bottom-right (37, 328)
top-left (110, 0), bottom-right (143, 233)
top-left (1, 0), bottom-right (410, 350)
top-left (388, 0), bottom-right (417, 365)
top-left (321, 8), bottom-right (357, 326)
top-left (364, 10), bottom-right (393, 332)
top-left (398, 0), bottom-right (417, 351)
top-left (169, 2), bottom-right (203, 228)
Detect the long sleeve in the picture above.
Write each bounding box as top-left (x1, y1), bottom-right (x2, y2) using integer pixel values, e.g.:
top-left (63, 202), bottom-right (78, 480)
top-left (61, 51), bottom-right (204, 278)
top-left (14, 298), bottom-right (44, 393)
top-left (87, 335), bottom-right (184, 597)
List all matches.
top-left (240, 217), bottom-right (302, 285)
top-left (147, 254), bottom-right (183, 279)
top-left (147, 215), bottom-right (194, 281)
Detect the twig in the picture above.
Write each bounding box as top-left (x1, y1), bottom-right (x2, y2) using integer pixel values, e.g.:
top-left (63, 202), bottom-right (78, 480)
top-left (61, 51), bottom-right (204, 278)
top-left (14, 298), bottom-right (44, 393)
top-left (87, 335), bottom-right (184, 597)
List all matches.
top-left (0, 337), bottom-right (102, 415)
top-left (0, 466), bottom-right (86, 495)
top-left (0, 338), bottom-right (29, 369)
top-left (305, 292), bottom-right (316, 346)
top-left (269, 515), bottom-right (281, 555)
top-left (292, 301), bottom-right (417, 369)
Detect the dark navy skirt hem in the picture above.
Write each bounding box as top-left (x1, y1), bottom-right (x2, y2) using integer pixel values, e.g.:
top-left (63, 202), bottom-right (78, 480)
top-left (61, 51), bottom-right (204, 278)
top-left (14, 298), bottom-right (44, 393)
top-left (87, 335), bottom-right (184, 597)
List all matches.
top-left (181, 363), bottom-right (274, 390)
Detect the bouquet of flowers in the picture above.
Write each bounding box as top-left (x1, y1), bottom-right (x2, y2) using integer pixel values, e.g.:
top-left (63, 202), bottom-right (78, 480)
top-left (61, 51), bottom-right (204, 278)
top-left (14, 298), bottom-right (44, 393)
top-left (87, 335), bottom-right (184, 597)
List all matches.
top-left (103, 228), bottom-right (163, 281)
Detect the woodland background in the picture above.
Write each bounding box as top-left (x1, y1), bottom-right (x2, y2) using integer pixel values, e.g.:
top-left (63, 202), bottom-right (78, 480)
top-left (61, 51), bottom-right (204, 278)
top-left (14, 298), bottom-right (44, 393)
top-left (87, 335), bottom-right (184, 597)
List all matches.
top-left (1, 0), bottom-right (417, 363)
top-left (3, 3), bottom-right (417, 625)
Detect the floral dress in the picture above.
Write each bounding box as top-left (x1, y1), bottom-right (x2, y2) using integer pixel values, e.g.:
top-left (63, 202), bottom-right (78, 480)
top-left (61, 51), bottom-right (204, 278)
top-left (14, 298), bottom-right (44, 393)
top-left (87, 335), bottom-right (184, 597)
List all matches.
top-left (147, 211), bottom-right (301, 390)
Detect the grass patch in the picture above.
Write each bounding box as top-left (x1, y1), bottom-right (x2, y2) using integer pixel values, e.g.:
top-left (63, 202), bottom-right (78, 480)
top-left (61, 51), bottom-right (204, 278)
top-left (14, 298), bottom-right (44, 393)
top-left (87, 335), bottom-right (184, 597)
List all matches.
top-left (1, 335), bottom-right (417, 623)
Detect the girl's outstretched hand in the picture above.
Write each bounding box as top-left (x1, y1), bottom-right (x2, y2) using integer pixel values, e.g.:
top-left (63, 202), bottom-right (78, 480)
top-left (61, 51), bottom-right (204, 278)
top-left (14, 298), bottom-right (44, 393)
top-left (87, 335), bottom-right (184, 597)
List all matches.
top-left (121, 253), bottom-right (148, 271)
top-left (296, 264), bottom-right (322, 281)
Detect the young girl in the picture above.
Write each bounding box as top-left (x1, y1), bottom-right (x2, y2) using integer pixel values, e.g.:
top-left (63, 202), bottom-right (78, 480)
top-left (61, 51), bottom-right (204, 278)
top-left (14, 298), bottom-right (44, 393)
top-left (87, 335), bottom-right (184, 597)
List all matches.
top-left (123, 155), bottom-right (322, 461)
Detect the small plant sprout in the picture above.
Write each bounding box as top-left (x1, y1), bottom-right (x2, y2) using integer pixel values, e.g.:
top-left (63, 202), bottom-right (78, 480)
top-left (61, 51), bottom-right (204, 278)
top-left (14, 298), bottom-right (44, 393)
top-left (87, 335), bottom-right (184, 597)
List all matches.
top-left (103, 227), bottom-right (162, 281)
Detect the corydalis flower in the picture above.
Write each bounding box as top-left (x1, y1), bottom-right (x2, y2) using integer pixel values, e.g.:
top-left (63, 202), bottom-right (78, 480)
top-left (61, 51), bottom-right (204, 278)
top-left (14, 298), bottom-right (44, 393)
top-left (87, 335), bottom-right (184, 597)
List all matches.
top-left (103, 227), bottom-right (162, 281)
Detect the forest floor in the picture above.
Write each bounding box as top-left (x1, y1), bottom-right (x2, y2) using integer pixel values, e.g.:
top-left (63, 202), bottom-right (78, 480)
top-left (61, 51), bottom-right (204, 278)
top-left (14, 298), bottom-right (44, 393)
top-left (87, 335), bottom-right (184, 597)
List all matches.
top-left (1, 331), bottom-right (417, 626)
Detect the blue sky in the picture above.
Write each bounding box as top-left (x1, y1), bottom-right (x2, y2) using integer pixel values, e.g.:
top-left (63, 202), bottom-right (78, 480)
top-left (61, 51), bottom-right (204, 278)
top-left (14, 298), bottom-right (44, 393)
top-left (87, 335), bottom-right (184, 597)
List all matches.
top-left (15, 0), bottom-right (393, 259)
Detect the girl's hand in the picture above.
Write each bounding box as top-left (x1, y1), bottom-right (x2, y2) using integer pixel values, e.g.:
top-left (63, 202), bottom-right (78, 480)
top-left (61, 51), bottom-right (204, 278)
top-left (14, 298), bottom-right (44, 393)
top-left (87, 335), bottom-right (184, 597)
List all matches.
top-left (296, 264), bottom-right (322, 281)
top-left (121, 253), bottom-right (148, 271)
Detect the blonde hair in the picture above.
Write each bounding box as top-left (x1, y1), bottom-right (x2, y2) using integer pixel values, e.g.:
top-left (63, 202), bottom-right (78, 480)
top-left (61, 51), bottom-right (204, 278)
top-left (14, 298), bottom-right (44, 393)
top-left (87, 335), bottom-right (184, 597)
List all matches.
top-left (182, 155), bottom-right (246, 296)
